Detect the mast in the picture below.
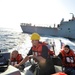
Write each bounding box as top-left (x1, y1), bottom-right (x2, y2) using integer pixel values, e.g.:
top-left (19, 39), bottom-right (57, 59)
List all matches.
top-left (70, 13), bottom-right (74, 19)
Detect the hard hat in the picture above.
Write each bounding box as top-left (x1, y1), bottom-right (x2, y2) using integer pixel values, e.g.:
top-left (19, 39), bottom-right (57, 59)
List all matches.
top-left (31, 33), bottom-right (40, 40)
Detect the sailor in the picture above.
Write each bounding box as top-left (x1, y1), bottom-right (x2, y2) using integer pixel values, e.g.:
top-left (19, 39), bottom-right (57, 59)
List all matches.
top-left (10, 50), bottom-right (25, 71)
top-left (57, 45), bottom-right (75, 75)
top-left (14, 33), bottom-right (55, 75)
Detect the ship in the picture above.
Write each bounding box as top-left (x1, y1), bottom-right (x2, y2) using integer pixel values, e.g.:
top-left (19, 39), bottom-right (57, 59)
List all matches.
top-left (20, 14), bottom-right (75, 39)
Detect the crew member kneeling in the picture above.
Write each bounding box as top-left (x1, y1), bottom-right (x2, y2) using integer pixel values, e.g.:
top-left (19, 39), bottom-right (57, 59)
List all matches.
top-left (10, 50), bottom-right (25, 71)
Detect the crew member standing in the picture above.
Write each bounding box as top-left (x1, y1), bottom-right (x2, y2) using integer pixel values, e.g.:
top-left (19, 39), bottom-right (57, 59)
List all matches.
top-left (14, 33), bottom-right (55, 75)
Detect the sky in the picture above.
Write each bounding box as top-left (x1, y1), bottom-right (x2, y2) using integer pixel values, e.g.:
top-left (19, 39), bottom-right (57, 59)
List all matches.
top-left (0, 0), bottom-right (75, 31)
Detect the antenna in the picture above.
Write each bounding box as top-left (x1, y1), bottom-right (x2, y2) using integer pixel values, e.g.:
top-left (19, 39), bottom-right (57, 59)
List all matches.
top-left (70, 13), bottom-right (74, 19)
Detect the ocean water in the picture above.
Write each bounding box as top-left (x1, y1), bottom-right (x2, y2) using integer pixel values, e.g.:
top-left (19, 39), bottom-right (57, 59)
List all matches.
top-left (0, 28), bottom-right (30, 52)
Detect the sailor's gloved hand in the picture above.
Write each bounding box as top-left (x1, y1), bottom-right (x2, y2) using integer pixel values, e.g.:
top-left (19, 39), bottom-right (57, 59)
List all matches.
top-left (14, 64), bottom-right (19, 68)
top-left (53, 55), bottom-right (58, 58)
top-left (28, 55), bottom-right (34, 59)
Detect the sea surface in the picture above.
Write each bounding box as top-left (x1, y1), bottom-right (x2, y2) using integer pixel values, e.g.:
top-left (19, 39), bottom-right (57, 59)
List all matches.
top-left (0, 27), bottom-right (75, 53)
top-left (0, 28), bottom-right (30, 52)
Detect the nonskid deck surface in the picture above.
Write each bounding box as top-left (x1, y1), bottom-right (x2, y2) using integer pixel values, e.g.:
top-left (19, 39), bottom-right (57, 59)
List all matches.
top-left (21, 65), bottom-right (31, 75)
top-left (0, 62), bottom-right (63, 75)
top-left (0, 65), bottom-right (31, 75)
top-left (21, 65), bottom-right (63, 75)
top-left (0, 65), bottom-right (21, 75)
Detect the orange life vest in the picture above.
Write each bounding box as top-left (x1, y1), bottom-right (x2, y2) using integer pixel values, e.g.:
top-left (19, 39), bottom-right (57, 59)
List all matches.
top-left (61, 50), bottom-right (75, 67)
top-left (32, 42), bottom-right (54, 57)
top-left (32, 43), bottom-right (43, 56)
top-left (52, 72), bottom-right (67, 75)
top-left (11, 54), bottom-right (23, 65)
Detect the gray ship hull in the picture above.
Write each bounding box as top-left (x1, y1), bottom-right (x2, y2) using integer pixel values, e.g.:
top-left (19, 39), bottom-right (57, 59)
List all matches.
top-left (21, 25), bottom-right (58, 36)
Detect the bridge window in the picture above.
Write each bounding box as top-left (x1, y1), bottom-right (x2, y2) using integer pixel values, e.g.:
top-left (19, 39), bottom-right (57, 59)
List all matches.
top-left (68, 28), bottom-right (70, 30)
top-left (61, 28), bottom-right (62, 30)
